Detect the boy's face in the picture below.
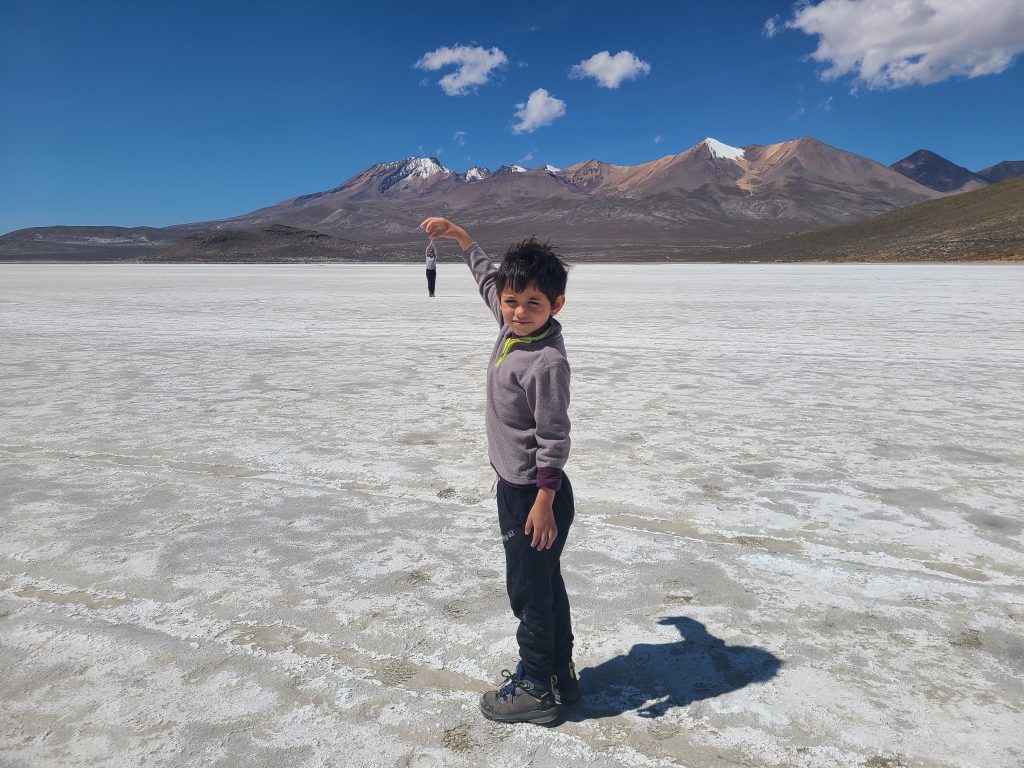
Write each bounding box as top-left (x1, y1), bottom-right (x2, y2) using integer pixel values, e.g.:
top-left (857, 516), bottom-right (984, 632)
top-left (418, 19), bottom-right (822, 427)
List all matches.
top-left (500, 283), bottom-right (565, 336)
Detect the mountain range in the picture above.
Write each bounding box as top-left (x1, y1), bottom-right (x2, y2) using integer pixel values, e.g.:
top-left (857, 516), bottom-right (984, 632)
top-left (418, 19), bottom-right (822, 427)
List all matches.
top-left (222, 136), bottom-right (941, 257)
top-left (888, 150), bottom-right (1024, 193)
top-left (1, 136), bottom-right (1021, 262)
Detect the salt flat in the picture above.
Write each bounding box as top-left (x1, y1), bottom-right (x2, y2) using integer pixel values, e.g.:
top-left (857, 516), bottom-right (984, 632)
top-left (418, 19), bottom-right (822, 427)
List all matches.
top-left (1, 263), bottom-right (1022, 768)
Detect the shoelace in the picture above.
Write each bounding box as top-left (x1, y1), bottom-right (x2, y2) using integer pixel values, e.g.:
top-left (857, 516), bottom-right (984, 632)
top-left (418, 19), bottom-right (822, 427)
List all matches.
top-left (497, 669), bottom-right (525, 700)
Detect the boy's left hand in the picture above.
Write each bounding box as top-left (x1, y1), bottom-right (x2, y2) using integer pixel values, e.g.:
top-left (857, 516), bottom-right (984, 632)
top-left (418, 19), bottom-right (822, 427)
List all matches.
top-left (525, 500), bottom-right (558, 550)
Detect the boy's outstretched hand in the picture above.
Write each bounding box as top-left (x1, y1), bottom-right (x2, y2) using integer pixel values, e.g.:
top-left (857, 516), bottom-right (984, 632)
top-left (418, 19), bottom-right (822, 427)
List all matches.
top-left (419, 217), bottom-right (475, 250)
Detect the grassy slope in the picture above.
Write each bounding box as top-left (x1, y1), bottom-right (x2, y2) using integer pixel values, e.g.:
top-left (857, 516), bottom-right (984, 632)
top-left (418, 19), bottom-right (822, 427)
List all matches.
top-left (716, 176), bottom-right (1024, 262)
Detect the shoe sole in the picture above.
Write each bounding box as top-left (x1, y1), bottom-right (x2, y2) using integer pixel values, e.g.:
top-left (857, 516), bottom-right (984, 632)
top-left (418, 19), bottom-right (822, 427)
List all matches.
top-left (479, 704), bottom-right (561, 725)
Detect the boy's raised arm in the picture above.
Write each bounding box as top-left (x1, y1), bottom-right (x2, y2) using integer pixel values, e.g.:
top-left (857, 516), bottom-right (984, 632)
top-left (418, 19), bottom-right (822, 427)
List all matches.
top-left (420, 217), bottom-right (502, 325)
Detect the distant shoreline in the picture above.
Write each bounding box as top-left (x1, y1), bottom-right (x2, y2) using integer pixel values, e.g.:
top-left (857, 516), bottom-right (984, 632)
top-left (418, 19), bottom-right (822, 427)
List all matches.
top-left (3, 257), bottom-right (1021, 266)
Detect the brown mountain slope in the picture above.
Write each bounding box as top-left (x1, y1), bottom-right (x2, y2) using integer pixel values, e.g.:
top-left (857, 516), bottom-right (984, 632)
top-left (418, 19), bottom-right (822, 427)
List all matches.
top-left (712, 176), bottom-right (1024, 263)
top-left (214, 137), bottom-right (939, 249)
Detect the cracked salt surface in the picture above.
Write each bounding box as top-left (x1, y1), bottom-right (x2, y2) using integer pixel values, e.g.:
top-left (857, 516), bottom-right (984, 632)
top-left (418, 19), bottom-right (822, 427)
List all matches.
top-left (1, 263), bottom-right (1023, 768)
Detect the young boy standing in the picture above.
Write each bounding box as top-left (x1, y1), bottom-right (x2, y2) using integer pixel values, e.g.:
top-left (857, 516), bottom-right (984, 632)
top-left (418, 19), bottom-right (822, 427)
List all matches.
top-left (419, 217), bottom-right (579, 725)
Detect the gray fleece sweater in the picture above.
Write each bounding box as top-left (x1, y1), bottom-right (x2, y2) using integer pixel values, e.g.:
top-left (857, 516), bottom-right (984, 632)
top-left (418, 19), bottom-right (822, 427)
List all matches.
top-left (462, 242), bottom-right (571, 490)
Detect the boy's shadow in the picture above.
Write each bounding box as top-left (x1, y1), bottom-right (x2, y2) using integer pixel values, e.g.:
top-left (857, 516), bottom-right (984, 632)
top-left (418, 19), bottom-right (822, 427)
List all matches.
top-left (564, 616), bottom-right (782, 720)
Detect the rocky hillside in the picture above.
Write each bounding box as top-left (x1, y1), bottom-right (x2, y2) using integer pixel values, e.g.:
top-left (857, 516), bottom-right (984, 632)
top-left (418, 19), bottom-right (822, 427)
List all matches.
top-left (711, 176), bottom-right (1024, 263)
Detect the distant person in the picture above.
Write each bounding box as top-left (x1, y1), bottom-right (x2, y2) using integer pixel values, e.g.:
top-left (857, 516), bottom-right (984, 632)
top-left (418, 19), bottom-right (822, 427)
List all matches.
top-left (425, 241), bottom-right (438, 296)
top-left (419, 216), bottom-right (575, 726)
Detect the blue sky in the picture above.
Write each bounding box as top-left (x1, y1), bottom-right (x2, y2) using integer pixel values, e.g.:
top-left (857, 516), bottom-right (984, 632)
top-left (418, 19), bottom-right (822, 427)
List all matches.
top-left (2, 0), bottom-right (1022, 234)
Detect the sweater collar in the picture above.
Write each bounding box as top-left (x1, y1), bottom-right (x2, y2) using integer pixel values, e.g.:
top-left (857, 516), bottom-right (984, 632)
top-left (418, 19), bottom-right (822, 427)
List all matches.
top-left (496, 319), bottom-right (560, 367)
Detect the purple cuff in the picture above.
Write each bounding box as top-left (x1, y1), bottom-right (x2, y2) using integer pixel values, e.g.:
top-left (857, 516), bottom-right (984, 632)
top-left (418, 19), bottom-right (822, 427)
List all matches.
top-left (536, 467), bottom-right (563, 491)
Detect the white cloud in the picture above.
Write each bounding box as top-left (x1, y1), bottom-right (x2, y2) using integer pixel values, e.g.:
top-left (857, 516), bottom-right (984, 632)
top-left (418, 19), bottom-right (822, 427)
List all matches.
top-left (569, 50), bottom-right (651, 88)
top-left (763, 16), bottom-right (780, 39)
top-left (654, 133), bottom-right (663, 144)
top-left (784, 0), bottom-right (1024, 89)
top-left (519, 150), bottom-right (535, 163)
top-left (414, 44), bottom-right (508, 96)
top-left (453, 130), bottom-right (466, 145)
top-left (512, 89), bottom-right (567, 134)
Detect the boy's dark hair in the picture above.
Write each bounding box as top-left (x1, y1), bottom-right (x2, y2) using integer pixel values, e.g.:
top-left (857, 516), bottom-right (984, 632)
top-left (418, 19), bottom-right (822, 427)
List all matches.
top-left (496, 237), bottom-right (569, 304)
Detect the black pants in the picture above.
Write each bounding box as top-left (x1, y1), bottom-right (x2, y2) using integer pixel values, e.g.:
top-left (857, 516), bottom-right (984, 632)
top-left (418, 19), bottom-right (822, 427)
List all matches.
top-left (426, 268), bottom-right (436, 295)
top-left (497, 475), bottom-right (575, 683)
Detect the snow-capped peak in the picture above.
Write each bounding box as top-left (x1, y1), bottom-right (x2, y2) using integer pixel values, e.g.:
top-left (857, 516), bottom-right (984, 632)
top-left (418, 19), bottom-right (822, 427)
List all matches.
top-left (509, 164), bottom-right (528, 173)
top-left (542, 164), bottom-right (561, 173)
top-left (395, 156), bottom-right (450, 179)
top-left (464, 166), bottom-right (491, 181)
top-left (702, 138), bottom-right (745, 161)
top-left (370, 157), bottom-right (451, 194)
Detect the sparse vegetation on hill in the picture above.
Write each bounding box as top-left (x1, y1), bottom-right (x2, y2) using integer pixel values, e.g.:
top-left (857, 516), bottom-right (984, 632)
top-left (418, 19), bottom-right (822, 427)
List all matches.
top-left (713, 176), bottom-right (1024, 263)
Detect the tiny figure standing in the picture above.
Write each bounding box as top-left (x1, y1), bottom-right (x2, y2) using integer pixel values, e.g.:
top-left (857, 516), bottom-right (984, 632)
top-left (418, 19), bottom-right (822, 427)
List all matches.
top-left (420, 216), bottom-right (578, 726)
top-left (425, 241), bottom-right (438, 296)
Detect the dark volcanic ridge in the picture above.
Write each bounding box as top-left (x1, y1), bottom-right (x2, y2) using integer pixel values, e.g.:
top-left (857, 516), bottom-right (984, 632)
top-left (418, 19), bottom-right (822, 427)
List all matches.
top-left (890, 150), bottom-right (1024, 193)
top-left (0, 226), bottom-right (178, 261)
top-left (146, 225), bottom-right (405, 263)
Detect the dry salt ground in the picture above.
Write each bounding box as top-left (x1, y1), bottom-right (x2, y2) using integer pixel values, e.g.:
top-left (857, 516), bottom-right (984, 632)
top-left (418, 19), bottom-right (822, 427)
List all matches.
top-left (1, 263), bottom-right (1023, 768)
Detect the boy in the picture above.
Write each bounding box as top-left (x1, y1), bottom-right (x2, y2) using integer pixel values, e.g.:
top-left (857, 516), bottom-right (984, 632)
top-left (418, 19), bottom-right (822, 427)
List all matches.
top-left (419, 217), bottom-right (579, 725)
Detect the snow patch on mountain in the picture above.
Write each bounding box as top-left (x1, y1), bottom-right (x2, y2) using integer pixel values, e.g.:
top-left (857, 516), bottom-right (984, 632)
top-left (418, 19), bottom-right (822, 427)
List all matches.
top-left (542, 164), bottom-right (561, 173)
top-left (703, 138), bottom-right (745, 161)
top-left (389, 156), bottom-right (450, 179)
top-left (510, 165), bottom-right (528, 173)
top-left (371, 157), bottom-right (451, 194)
top-left (463, 166), bottom-right (491, 181)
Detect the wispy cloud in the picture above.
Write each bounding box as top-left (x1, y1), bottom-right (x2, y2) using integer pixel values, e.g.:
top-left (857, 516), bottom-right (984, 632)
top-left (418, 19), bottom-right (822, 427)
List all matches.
top-left (512, 89), bottom-right (567, 134)
top-left (654, 133), bottom-right (663, 144)
top-left (569, 50), bottom-right (651, 88)
top-left (763, 16), bottom-right (780, 39)
top-left (414, 44), bottom-right (508, 96)
top-left (776, 0), bottom-right (1024, 89)
top-left (453, 130), bottom-right (466, 145)
top-left (519, 150), bottom-right (535, 163)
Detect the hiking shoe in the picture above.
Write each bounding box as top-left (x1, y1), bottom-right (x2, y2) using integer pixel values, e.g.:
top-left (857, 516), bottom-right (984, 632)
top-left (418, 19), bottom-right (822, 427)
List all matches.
top-left (479, 663), bottom-right (560, 724)
top-left (553, 659), bottom-right (581, 705)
